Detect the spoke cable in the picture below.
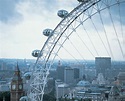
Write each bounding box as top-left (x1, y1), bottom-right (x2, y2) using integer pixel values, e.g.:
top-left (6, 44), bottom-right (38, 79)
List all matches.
top-left (117, 1), bottom-right (125, 59)
top-left (108, 7), bottom-right (124, 59)
top-left (96, 3), bottom-right (114, 59)
top-left (74, 29), bottom-right (95, 57)
top-left (81, 22), bottom-right (99, 56)
top-left (67, 38), bottom-right (87, 62)
top-left (90, 17), bottom-right (110, 56)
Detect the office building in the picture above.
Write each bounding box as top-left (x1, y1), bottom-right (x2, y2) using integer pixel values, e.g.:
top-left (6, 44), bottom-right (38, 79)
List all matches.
top-left (95, 57), bottom-right (111, 78)
top-left (64, 68), bottom-right (74, 84)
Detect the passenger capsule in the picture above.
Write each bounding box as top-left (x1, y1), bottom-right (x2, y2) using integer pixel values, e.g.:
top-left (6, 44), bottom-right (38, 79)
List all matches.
top-left (20, 96), bottom-right (28, 101)
top-left (24, 72), bottom-right (31, 80)
top-left (32, 50), bottom-right (41, 57)
top-left (57, 10), bottom-right (68, 18)
top-left (43, 29), bottom-right (53, 36)
top-left (77, 0), bottom-right (89, 2)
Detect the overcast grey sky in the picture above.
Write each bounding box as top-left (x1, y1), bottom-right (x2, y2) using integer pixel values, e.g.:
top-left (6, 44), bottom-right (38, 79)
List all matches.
top-left (0, 0), bottom-right (125, 61)
top-left (0, 0), bottom-right (77, 58)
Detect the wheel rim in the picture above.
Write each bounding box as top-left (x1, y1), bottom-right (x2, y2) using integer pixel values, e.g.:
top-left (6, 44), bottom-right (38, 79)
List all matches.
top-left (28, 0), bottom-right (125, 101)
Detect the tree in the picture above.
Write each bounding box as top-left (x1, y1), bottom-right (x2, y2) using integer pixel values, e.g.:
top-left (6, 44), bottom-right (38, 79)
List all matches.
top-left (0, 91), bottom-right (10, 101)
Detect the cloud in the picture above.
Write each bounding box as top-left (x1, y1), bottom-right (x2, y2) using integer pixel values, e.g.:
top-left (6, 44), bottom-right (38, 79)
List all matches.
top-left (0, 0), bottom-right (78, 59)
top-left (0, 0), bottom-right (124, 60)
top-left (0, 0), bottom-right (22, 23)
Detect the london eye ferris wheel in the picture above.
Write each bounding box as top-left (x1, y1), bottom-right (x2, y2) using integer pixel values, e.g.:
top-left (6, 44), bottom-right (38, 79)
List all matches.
top-left (21, 0), bottom-right (125, 101)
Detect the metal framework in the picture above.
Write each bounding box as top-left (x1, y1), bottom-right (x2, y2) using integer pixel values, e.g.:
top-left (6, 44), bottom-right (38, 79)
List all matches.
top-left (28, 0), bottom-right (125, 101)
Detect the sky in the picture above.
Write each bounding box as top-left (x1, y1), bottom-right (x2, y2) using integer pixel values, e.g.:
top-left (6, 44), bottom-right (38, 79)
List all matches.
top-left (0, 0), bottom-right (77, 59)
top-left (0, 0), bottom-right (125, 61)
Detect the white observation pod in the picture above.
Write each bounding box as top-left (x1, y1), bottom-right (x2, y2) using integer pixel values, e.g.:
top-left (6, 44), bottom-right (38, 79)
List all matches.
top-left (77, 0), bottom-right (89, 3)
top-left (24, 72), bottom-right (31, 80)
top-left (32, 50), bottom-right (42, 57)
top-left (20, 96), bottom-right (28, 101)
top-left (43, 29), bottom-right (53, 36)
top-left (57, 10), bottom-right (68, 18)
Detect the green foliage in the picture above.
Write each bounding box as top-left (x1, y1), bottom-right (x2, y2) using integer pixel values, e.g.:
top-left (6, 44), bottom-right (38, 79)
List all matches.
top-left (83, 98), bottom-right (92, 101)
top-left (43, 93), bottom-right (56, 101)
top-left (43, 88), bottom-right (56, 101)
top-left (0, 91), bottom-right (10, 101)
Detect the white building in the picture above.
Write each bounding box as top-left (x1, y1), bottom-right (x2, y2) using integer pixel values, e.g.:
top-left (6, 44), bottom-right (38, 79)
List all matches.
top-left (55, 80), bottom-right (69, 100)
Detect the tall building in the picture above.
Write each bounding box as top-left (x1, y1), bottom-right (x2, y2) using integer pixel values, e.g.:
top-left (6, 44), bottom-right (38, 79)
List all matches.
top-left (0, 61), bottom-right (7, 70)
top-left (95, 57), bottom-right (111, 78)
top-left (56, 61), bottom-right (65, 81)
top-left (74, 68), bottom-right (79, 79)
top-left (55, 80), bottom-right (69, 100)
top-left (64, 68), bottom-right (74, 84)
top-left (10, 63), bottom-right (24, 101)
top-left (78, 64), bottom-right (85, 79)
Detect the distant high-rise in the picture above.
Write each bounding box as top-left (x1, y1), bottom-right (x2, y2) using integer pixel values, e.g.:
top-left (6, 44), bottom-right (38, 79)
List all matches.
top-left (56, 61), bottom-right (65, 81)
top-left (74, 68), bottom-right (79, 79)
top-left (95, 57), bottom-right (111, 78)
top-left (64, 68), bottom-right (74, 84)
